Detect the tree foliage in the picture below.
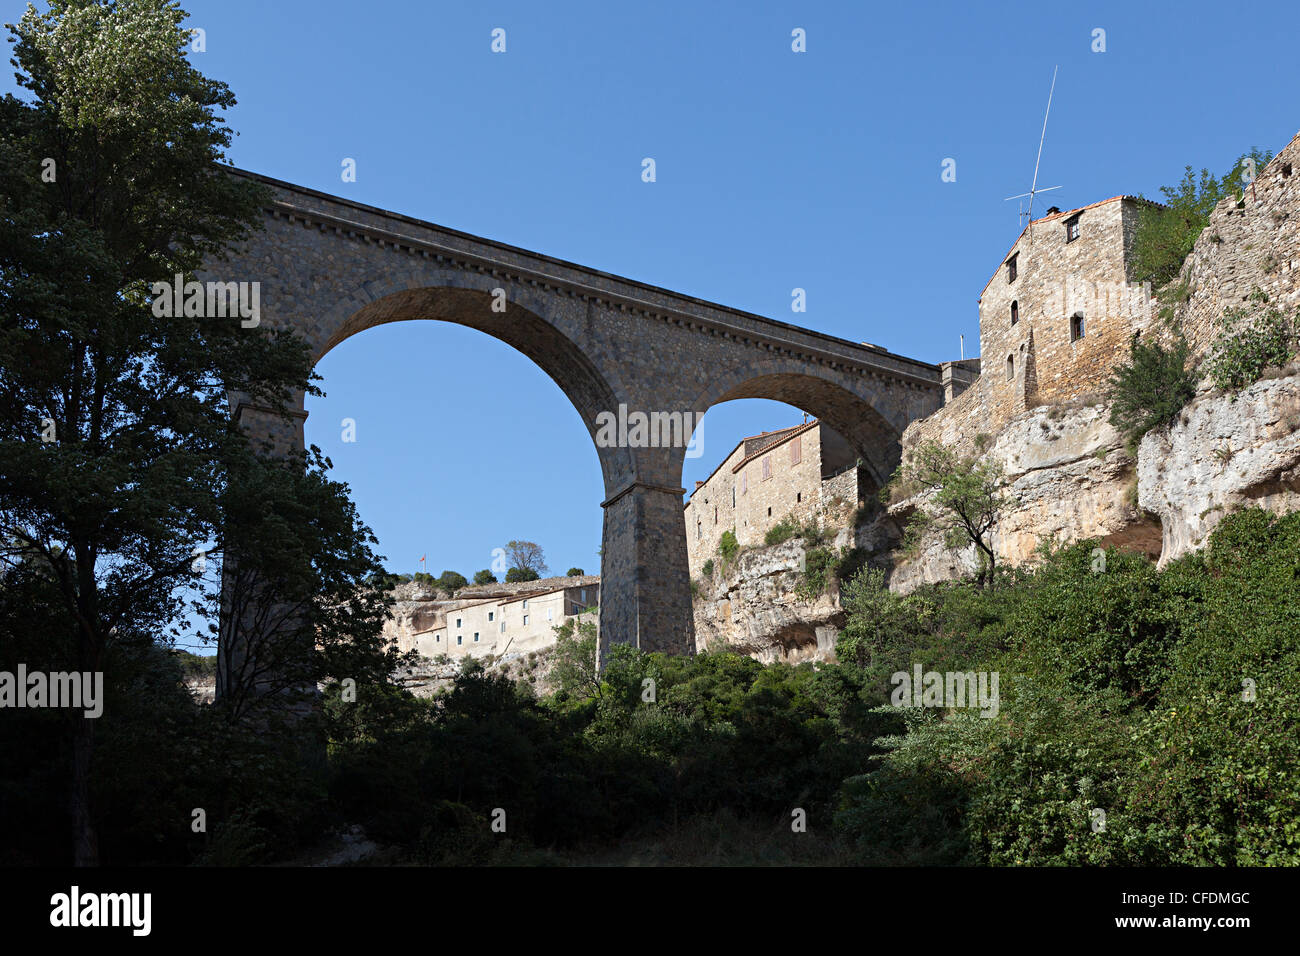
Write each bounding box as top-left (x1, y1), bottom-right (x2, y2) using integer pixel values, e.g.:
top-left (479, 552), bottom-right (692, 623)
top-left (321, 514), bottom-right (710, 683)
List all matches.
top-left (892, 440), bottom-right (1008, 587)
top-left (503, 539), bottom-right (547, 577)
top-left (1130, 148), bottom-right (1274, 289)
top-left (1106, 332), bottom-right (1196, 452)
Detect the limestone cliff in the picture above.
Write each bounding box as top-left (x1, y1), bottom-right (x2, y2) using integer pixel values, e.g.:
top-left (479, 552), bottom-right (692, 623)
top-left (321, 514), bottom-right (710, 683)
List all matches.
top-left (692, 530), bottom-right (859, 662)
top-left (887, 401), bottom-right (1160, 592)
top-left (1139, 369), bottom-right (1300, 564)
top-left (888, 129), bottom-right (1300, 587)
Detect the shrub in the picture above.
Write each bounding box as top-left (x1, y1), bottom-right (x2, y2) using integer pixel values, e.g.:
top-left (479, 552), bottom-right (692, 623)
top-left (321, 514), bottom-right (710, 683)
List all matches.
top-left (565, 567), bottom-right (585, 577)
top-left (437, 570), bottom-right (468, 593)
top-left (701, 558), bottom-right (714, 578)
top-left (505, 567), bottom-right (540, 583)
top-left (1106, 332), bottom-right (1196, 453)
top-left (764, 516), bottom-right (798, 546)
top-left (472, 569), bottom-right (497, 585)
top-left (1204, 304), bottom-right (1297, 395)
top-left (718, 530), bottom-right (738, 562)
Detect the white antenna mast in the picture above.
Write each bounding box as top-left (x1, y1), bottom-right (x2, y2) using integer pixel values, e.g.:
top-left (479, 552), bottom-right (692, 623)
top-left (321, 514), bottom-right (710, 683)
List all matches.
top-left (1004, 65), bottom-right (1063, 237)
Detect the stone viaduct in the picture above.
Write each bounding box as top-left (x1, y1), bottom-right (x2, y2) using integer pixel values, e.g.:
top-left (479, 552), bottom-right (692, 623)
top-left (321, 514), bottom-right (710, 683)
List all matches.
top-left (204, 169), bottom-right (945, 670)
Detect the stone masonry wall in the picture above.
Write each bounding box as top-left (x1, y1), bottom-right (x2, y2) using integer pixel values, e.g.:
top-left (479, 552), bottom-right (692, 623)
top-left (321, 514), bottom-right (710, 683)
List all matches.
top-left (1173, 130), bottom-right (1300, 360)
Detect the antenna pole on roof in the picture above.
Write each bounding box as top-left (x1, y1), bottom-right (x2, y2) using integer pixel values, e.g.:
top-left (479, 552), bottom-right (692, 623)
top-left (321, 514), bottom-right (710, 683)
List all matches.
top-left (1004, 65), bottom-right (1064, 235)
top-left (1027, 65), bottom-right (1058, 237)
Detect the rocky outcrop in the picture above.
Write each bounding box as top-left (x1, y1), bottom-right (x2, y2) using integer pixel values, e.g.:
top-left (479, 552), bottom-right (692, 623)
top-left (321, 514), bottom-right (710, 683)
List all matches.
top-left (887, 401), bottom-right (1161, 591)
top-left (692, 536), bottom-right (849, 662)
top-left (1139, 369), bottom-right (1300, 564)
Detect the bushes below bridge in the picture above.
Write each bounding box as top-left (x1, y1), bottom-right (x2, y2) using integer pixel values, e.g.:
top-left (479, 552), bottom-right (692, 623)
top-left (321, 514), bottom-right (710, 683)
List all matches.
top-left (4, 508), bottom-right (1296, 865)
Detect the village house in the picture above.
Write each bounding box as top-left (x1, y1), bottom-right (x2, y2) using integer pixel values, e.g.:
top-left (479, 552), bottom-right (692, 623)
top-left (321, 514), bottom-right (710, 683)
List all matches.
top-left (682, 419), bottom-right (867, 579)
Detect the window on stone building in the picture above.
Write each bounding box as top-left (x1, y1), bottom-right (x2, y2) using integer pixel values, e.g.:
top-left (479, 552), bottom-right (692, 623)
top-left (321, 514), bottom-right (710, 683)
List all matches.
top-left (796, 492), bottom-right (802, 503)
top-left (1006, 355), bottom-right (1014, 380)
top-left (581, 588), bottom-right (587, 603)
top-left (1071, 313), bottom-right (1086, 341)
top-left (488, 611), bottom-right (493, 621)
top-left (547, 608), bottom-right (553, 621)
top-left (767, 507), bottom-right (772, 517)
top-left (714, 506), bottom-right (718, 524)
top-left (474, 632), bottom-right (479, 642)
top-left (500, 621), bottom-right (506, 633)
top-left (732, 486), bottom-right (736, 507)
top-left (762, 455), bottom-right (771, 480)
top-left (523, 614), bottom-right (529, 626)
top-left (1007, 254), bottom-right (1018, 282)
top-left (457, 635), bottom-right (462, 646)
top-left (1065, 216), bottom-right (1080, 243)
top-left (697, 521), bottom-right (702, 539)
top-left (791, 436), bottom-right (802, 464)
top-left (522, 600), bottom-right (528, 609)
top-left (1010, 300), bottom-right (1018, 325)
top-left (456, 617), bottom-right (461, 628)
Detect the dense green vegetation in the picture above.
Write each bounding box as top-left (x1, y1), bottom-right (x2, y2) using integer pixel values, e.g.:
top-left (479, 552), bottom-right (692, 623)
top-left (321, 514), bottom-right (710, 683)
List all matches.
top-left (10, 508), bottom-right (1292, 865)
top-left (1130, 148), bottom-right (1273, 289)
top-left (1206, 294), bottom-right (1299, 395)
top-left (1106, 332), bottom-right (1197, 453)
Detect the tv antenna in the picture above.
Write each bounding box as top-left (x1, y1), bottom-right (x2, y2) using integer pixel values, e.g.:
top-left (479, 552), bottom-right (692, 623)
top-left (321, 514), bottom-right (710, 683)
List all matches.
top-left (1004, 65), bottom-right (1063, 238)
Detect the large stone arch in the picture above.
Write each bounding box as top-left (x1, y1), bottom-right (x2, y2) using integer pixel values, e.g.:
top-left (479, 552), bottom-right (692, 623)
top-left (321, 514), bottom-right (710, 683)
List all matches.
top-left (685, 360), bottom-right (910, 489)
top-left (209, 169), bottom-right (948, 701)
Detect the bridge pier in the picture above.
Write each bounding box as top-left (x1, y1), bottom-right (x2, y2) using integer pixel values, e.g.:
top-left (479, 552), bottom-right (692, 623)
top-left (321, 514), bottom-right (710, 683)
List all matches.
top-left (599, 478), bottom-right (695, 662)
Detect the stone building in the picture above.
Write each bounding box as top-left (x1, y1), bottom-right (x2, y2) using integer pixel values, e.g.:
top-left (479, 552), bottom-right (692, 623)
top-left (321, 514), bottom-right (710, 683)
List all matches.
top-left (384, 576), bottom-right (599, 662)
top-left (909, 195), bottom-right (1161, 450)
top-left (683, 420), bottom-right (866, 579)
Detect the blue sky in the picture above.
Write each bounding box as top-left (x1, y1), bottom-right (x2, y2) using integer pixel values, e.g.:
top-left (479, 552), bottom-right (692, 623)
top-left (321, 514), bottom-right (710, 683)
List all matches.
top-left (7, 0), bottom-right (1300, 605)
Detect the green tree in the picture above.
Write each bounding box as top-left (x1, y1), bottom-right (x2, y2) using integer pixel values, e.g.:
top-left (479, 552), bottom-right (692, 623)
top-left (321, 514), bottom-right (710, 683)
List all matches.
top-left (565, 567), bottom-right (584, 577)
top-left (503, 539), bottom-right (548, 577)
top-left (893, 441), bottom-right (1007, 588)
top-left (0, 0), bottom-right (398, 863)
top-left (549, 617), bottom-right (601, 701)
top-left (437, 570), bottom-right (468, 594)
top-left (1131, 148), bottom-right (1274, 289)
top-left (505, 566), bottom-right (540, 583)
top-left (1106, 332), bottom-right (1196, 452)
top-left (472, 569), bottom-right (497, 585)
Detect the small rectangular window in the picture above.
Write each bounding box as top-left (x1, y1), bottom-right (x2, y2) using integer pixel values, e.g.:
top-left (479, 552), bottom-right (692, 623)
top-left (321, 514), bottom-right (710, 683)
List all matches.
top-left (523, 614), bottom-right (529, 626)
top-left (762, 455), bottom-right (771, 479)
top-left (1065, 216), bottom-right (1080, 243)
top-left (522, 600), bottom-right (528, 609)
top-left (1071, 313), bottom-right (1086, 341)
top-left (791, 436), bottom-right (802, 465)
top-left (456, 618), bottom-right (461, 628)
top-left (488, 611), bottom-right (493, 621)
top-left (580, 589), bottom-right (586, 603)
top-left (1007, 254), bottom-right (1018, 282)
top-left (546, 608), bottom-right (553, 621)
top-left (500, 621), bottom-right (506, 633)
top-left (457, 635), bottom-right (462, 645)
top-left (474, 632), bottom-right (479, 642)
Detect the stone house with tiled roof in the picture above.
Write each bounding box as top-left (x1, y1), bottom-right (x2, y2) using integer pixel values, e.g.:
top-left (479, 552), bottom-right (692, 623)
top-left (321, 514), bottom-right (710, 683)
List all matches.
top-left (683, 419), bottom-right (865, 578)
top-left (907, 195), bottom-right (1163, 450)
